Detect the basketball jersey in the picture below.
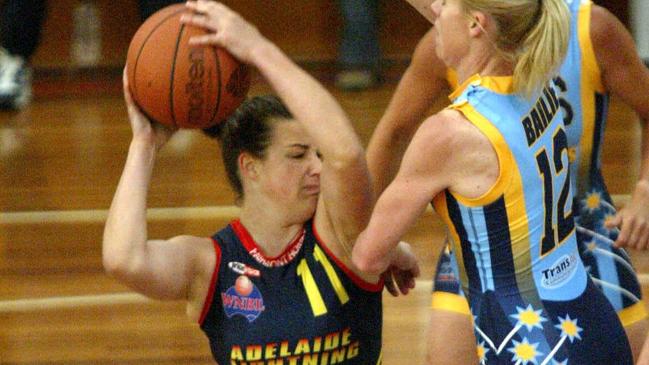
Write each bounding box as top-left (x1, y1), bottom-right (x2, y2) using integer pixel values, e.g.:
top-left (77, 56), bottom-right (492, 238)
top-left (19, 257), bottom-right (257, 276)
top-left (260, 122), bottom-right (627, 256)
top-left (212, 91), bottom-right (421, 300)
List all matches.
top-left (431, 76), bottom-right (632, 363)
top-left (438, 0), bottom-right (645, 322)
top-left (435, 75), bottom-right (587, 303)
top-left (200, 219), bottom-right (383, 365)
top-left (555, 0), bottom-right (644, 320)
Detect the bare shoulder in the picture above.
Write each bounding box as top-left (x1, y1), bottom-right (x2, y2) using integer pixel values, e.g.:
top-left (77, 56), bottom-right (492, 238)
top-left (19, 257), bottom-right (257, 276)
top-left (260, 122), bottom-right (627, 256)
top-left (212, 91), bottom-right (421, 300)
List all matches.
top-left (589, 4), bottom-right (642, 67)
top-left (589, 5), bottom-right (623, 46)
top-left (416, 108), bottom-right (488, 152)
top-left (589, 3), bottom-right (649, 116)
top-left (399, 108), bottom-right (492, 191)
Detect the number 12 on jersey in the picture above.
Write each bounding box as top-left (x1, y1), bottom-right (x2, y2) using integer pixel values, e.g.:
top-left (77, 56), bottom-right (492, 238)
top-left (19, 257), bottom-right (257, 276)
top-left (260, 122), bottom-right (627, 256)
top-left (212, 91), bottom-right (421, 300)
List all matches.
top-left (536, 128), bottom-right (575, 256)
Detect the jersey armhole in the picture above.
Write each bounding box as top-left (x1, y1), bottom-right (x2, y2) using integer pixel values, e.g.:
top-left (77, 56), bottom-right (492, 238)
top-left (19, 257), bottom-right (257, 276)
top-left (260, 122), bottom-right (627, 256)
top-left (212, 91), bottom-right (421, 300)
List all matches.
top-left (198, 237), bottom-right (222, 326)
top-left (311, 221), bottom-right (383, 293)
top-left (446, 102), bottom-right (514, 207)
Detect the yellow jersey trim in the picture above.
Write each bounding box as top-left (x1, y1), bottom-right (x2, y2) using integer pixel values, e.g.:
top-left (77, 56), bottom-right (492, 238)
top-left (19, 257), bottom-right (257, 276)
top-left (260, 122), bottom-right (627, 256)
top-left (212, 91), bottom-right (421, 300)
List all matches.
top-left (480, 76), bottom-right (515, 94)
top-left (431, 291), bottom-right (472, 316)
top-left (447, 68), bottom-right (459, 91)
top-left (439, 76), bottom-right (536, 303)
top-left (576, 0), bottom-right (600, 195)
top-left (578, 0), bottom-right (604, 93)
top-left (449, 74), bottom-right (515, 101)
top-left (619, 301), bottom-right (649, 327)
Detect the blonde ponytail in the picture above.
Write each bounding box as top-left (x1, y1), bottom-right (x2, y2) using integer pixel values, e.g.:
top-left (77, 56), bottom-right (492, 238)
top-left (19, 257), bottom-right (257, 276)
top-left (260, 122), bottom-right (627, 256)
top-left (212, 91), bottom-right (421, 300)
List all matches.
top-left (462, 0), bottom-right (570, 97)
top-left (514, 0), bottom-right (570, 97)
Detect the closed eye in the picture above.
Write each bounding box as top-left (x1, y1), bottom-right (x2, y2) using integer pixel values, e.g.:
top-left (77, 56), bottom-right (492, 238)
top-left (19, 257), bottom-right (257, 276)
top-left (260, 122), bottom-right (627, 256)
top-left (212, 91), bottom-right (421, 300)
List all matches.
top-left (287, 143), bottom-right (310, 159)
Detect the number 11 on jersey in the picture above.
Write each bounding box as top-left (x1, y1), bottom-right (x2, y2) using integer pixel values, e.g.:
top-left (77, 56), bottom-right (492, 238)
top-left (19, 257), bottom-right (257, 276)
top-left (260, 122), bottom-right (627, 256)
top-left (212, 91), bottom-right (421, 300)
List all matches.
top-left (297, 245), bottom-right (350, 316)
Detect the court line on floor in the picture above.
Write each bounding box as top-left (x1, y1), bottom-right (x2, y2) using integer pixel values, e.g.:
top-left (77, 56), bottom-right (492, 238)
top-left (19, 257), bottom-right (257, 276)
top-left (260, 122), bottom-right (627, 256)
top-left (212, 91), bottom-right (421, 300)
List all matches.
top-left (0, 194), bottom-right (631, 224)
top-left (2, 274), bottom-right (649, 312)
top-left (0, 206), bottom-right (242, 224)
top-left (0, 292), bottom-right (151, 312)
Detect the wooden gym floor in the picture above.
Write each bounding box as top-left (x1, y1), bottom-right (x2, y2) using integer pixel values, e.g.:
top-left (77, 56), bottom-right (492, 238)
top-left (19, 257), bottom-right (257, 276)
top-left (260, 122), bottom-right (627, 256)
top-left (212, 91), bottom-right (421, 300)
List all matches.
top-left (0, 69), bottom-right (648, 364)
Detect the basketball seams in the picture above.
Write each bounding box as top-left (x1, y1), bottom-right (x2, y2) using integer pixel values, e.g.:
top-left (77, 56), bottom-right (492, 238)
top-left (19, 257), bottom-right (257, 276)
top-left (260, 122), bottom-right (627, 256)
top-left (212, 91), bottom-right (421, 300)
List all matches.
top-left (131, 8), bottom-right (186, 115)
top-left (127, 4), bottom-right (248, 129)
top-left (209, 47), bottom-right (223, 127)
top-left (169, 23), bottom-right (187, 129)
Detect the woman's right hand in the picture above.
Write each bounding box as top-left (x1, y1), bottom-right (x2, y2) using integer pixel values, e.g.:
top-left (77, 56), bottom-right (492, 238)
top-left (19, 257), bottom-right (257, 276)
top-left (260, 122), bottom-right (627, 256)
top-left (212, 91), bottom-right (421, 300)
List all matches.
top-left (383, 241), bottom-right (420, 296)
top-left (123, 68), bottom-right (175, 149)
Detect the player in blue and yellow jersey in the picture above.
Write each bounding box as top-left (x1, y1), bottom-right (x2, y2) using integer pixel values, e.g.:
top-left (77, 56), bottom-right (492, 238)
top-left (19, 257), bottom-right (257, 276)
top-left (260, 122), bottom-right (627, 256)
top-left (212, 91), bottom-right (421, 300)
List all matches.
top-left (354, 0), bottom-right (635, 363)
top-left (103, 2), bottom-right (419, 364)
top-left (366, 0), bottom-right (649, 363)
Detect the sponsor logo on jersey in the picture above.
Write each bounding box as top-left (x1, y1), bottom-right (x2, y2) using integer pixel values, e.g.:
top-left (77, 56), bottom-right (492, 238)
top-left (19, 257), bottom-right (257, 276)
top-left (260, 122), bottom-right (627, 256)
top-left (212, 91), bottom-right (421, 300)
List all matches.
top-left (436, 259), bottom-right (458, 283)
top-left (222, 275), bottom-right (265, 322)
top-left (248, 230), bottom-right (305, 268)
top-left (541, 253), bottom-right (578, 289)
top-left (228, 261), bottom-right (261, 277)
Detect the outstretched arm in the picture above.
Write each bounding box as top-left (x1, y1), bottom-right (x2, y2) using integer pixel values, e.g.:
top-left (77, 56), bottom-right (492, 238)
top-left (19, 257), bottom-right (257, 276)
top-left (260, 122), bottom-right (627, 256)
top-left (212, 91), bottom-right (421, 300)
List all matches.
top-left (354, 113), bottom-right (457, 275)
top-left (181, 1), bottom-right (371, 254)
top-left (590, 6), bottom-right (649, 250)
top-left (367, 28), bottom-right (450, 195)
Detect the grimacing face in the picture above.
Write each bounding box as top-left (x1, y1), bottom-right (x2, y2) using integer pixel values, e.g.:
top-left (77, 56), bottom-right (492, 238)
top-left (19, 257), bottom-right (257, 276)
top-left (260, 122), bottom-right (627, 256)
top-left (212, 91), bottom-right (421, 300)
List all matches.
top-left (255, 119), bottom-right (322, 220)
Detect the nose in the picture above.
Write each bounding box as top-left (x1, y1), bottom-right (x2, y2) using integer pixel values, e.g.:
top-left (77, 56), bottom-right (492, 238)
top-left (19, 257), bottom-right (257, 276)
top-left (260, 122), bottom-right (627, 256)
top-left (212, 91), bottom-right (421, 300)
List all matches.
top-left (308, 152), bottom-right (322, 176)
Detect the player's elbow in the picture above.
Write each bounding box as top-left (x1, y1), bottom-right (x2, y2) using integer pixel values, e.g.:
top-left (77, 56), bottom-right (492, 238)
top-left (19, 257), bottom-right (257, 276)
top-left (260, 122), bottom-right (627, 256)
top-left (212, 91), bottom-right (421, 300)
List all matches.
top-left (102, 242), bottom-right (141, 281)
top-left (327, 143), bottom-right (365, 171)
top-left (351, 241), bottom-right (388, 276)
top-left (102, 250), bottom-right (128, 279)
top-left (352, 254), bottom-right (386, 276)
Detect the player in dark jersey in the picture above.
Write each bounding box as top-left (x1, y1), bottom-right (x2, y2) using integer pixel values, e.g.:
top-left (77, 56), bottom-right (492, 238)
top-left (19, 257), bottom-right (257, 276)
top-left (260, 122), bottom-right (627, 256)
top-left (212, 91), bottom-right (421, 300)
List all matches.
top-left (103, 2), bottom-right (419, 364)
top-left (366, 0), bottom-right (649, 363)
top-left (354, 0), bottom-right (635, 363)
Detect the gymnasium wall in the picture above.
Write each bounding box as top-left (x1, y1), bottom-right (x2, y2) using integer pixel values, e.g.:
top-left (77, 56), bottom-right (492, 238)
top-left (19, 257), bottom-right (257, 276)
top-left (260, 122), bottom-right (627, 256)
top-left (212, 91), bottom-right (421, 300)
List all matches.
top-left (30, 0), bottom-right (430, 70)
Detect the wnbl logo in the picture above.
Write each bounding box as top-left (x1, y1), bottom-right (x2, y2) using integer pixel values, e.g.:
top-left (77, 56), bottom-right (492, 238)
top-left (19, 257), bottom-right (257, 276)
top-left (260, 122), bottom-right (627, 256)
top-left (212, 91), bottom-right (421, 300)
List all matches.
top-left (222, 275), bottom-right (265, 322)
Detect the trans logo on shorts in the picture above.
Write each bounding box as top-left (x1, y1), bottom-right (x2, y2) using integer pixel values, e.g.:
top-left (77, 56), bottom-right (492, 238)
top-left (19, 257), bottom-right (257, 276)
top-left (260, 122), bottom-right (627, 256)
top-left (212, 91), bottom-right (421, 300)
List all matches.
top-left (222, 274), bottom-right (265, 322)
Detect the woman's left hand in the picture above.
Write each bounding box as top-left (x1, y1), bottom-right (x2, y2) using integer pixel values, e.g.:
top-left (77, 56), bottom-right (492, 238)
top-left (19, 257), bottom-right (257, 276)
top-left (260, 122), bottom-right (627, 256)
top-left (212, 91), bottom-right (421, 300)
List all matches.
top-left (607, 180), bottom-right (649, 250)
top-left (181, 1), bottom-right (269, 65)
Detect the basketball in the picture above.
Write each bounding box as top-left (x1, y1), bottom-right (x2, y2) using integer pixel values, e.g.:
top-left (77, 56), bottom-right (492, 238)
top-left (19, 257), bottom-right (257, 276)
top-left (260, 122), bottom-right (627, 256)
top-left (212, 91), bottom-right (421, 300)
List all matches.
top-left (126, 4), bottom-right (250, 129)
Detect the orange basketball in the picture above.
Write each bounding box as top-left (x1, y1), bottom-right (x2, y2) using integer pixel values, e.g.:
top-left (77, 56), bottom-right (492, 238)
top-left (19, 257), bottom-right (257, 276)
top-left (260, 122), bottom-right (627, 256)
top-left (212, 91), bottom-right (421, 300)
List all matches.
top-left (126, 4), bottom-right (250, 129)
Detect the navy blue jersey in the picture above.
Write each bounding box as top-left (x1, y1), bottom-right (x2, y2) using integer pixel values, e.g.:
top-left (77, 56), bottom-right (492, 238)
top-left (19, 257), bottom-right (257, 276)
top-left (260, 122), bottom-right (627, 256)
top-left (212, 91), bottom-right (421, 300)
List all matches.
top-left (200, 219), bottom-right (383, 365)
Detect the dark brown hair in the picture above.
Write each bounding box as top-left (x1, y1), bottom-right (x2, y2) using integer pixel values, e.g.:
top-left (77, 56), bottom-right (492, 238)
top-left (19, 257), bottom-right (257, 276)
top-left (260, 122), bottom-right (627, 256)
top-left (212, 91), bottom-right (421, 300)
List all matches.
top-left (203, 95), bottom-right (293, 202)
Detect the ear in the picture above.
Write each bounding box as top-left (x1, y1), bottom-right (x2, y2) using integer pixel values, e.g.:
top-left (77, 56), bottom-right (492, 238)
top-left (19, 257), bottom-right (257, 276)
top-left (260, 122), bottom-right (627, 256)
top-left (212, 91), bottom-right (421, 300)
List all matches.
top-left (238, 152), bottom-right (259, 181)
top-left (468, 11), bottom-right (488, 37)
